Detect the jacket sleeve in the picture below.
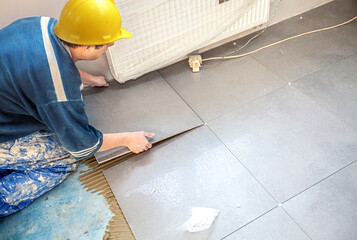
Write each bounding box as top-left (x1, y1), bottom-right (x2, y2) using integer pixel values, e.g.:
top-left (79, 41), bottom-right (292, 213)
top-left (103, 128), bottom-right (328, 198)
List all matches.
top-left (37, 99), bottom-right (103, 160)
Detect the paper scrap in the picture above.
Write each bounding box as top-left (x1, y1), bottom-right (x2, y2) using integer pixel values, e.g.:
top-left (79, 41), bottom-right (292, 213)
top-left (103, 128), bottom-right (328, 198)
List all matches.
top-left (184, 207), bottom-right (219, 233)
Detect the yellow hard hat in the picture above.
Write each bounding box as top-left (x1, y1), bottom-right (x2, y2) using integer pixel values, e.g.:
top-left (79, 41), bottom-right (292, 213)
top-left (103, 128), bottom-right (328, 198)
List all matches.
top-left (54, 0), bottom-right (131, 45)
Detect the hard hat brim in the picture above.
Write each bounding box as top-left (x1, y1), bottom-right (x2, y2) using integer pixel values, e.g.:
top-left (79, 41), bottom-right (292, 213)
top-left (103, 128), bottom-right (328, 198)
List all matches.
top-left (118, 27), bottom-right (132, 40)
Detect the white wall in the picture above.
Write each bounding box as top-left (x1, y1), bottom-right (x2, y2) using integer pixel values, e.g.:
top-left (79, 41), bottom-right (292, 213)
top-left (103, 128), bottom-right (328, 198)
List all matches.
top-left (1, 0), bottom-right (332, 81)
top-left (270, 0), bottom-right (333, 25)
top-left (0, 0), bottom-right (66, 27)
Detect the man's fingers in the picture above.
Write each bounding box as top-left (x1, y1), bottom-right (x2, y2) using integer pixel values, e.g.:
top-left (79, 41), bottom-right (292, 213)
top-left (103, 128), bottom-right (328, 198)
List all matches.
top-left (144, 132), bottom-right (155, 138)
top-left (102, 77), bottom-right (109, 87)
top-left (128, 132), bottom-right (155, 154)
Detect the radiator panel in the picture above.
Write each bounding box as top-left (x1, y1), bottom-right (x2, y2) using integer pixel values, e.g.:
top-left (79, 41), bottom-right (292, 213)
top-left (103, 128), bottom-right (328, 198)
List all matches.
top-left (108, 0), bottom-right (270, 83)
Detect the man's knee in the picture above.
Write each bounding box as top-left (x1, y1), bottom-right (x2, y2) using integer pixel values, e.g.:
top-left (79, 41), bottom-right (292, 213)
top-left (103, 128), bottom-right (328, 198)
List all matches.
top-left (0, 165), bottom-right (76, 217)
top-left (1, 130), bottom-right (77, 171)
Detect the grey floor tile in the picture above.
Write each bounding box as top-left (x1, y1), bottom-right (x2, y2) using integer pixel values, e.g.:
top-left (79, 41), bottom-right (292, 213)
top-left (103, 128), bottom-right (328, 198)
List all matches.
top-left (224, 207), bottom-right (310, 240)
top-left (83, 72), bottom-right (202, 163)
top-left (201, 1), bottom-right (357, 70)
top-left (160, 56), bottom-right (285, 122)
top-left (203, 15), bottom-right (323, 61)
top-left (104, 126), bottom-right (276, 240)
top-left (283, 161), bottom-right (357, 240)
top-left (303, 0), bottom-right (357, 26)
top-left (300, 0), bottom-right (357, 46)
top-left (330, 21), bottom-right (357, 47)
top-left (294, 54), bottom-right (357, 131)
top-left (251, 24), bottom-right (357, 82)
top-left (208, 86), bottom-right (357, 202)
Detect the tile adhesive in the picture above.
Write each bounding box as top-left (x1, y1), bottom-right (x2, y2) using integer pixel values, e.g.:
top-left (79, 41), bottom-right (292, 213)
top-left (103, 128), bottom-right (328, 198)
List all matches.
top-left (80, 154), bottom-right (136, 240)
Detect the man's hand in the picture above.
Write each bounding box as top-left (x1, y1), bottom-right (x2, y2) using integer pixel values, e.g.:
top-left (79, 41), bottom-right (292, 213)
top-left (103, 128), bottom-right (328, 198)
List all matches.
top-left (78, 69), bottom-right (109, 87)
top-left (125, 131), bottom-right (155, 154)
top-left (99, 132), bottom-right (155, 154)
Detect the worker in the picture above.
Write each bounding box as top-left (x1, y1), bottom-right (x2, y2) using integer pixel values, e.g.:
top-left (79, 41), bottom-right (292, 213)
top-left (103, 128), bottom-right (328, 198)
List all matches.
top-left (0, 0), bottom-right (154, 217)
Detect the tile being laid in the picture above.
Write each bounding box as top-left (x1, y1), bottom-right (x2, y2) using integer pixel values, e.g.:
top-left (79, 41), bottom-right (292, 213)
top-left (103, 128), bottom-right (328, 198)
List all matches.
top-left (83, 71), bottom-right (203, 163)
top-left (224, 207), bottom-right (310, 240)
top-left (159, 55), bottom-right (285, 122)
top-left (104, 126), bottom-right (277, 240)
top-left (208, 86), bottom-right (357, 203)
top-left (294, 54), bottom-right (357, 131)
top-left (283, 161), bottom-right (357, 240)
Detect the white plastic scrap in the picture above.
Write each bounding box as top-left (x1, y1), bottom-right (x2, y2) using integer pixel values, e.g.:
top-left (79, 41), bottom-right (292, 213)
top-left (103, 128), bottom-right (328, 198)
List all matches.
top-left (184, 207), bottom-right (220, 233)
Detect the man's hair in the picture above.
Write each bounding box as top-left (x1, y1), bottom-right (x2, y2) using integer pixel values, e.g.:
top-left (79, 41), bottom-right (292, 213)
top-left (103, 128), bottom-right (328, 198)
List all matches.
top-left (60, 39), bottom-right (104, 49)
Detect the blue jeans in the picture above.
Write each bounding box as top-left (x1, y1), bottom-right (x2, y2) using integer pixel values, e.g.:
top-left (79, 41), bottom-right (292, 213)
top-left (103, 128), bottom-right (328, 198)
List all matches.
top-left (0, 129), bottom-right (78, 217)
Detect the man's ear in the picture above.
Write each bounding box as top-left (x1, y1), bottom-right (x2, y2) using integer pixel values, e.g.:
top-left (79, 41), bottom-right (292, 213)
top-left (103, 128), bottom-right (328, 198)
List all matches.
top-left (83, 45), bottom-right (92, 52)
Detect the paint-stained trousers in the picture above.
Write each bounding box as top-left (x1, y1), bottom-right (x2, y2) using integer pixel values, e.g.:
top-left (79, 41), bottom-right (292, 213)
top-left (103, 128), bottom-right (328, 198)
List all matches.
top-left (0, 130), bottom-right (78, 217)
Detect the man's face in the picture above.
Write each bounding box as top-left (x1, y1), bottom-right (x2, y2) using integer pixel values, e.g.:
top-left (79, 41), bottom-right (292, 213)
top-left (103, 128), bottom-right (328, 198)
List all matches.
top-left (83, 42), bottom-right (115, 60)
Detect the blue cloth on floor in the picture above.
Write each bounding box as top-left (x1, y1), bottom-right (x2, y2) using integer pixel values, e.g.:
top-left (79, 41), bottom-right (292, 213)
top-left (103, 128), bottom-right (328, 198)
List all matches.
top-left (0, 129), bottom-right (78, 217)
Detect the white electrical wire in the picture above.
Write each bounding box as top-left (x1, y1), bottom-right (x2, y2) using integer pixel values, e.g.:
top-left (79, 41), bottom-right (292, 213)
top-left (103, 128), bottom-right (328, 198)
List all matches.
top-left (202, 0), bottom-right (283, 67)
top-left (202, 15), bottom-right (357, 62)
top-left (223, 0), bottom-right (283, 58)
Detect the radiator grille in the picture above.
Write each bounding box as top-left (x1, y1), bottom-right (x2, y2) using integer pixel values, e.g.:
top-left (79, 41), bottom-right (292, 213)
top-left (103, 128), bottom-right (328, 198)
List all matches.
top-left (108, 0), bottom-right (270, 82)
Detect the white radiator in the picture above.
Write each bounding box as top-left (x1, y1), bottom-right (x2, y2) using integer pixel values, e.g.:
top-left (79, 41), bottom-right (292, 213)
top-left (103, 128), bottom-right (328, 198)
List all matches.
top-left (205, 0), bottom-right (270, 46)
top-left (108, 0), bottom-right (270, 83)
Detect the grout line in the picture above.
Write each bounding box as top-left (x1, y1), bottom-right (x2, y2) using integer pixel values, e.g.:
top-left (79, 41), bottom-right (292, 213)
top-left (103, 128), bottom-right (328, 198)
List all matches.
top-left (251, 52), bottom-right (318, 84)
top-left (289, 58), bottom-right (357, 132)
top-left (281, 207), bottom-right (313, 240)
top-left (157, 70), bottom-right (206, 124)
top-left (292, 54), bottom-right (356, 83)
top-left (251, 55), bottom-right (290, 83)
top-left (250, 35), bottom-right (357, 85)
top-left (221, 206), bottom-right (278, 239)
top-left (200, 57), bottom-right (289, 123)
top-left (292, 84), bottom-right (357, 132)
top-left (282, 159), bottom-right (357, 204)
top-left (206, 82), bottom-right (288, 124)
top-left (159, 42), bottom-right (356, 126)
top-left (222, 157), bottom-right (356, 240)
top-left (205, 124), bottom-right (279, 203)
top-left (157, 59), bottom-right (291, 125)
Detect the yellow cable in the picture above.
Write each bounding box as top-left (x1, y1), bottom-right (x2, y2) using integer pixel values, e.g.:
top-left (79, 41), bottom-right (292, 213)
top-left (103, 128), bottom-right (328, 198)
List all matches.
top-left (202, 16), bottom-right (357, 62)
